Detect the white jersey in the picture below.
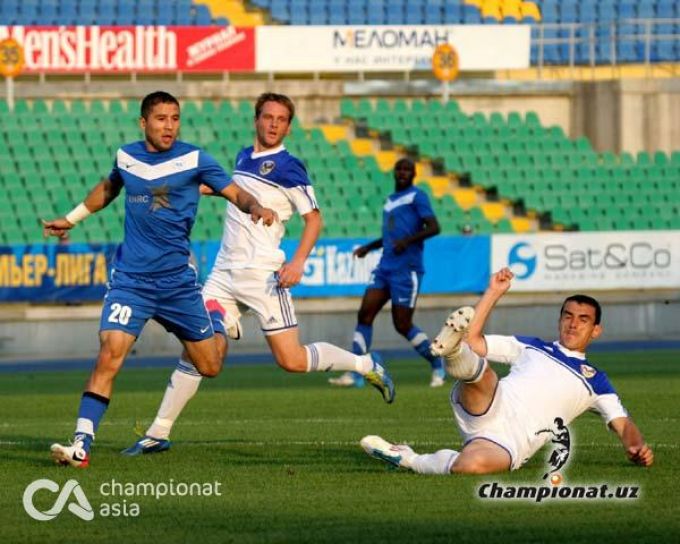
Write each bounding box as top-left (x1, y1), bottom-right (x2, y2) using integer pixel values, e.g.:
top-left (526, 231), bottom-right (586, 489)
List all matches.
top-left (212, 145), bottom-right (318, 271)
top-left (485, 335), bottom-right (628, 449)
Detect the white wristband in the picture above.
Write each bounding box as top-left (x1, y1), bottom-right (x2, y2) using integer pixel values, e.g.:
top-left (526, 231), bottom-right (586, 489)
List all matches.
top-left (65, 203), bottom-right (92, 225)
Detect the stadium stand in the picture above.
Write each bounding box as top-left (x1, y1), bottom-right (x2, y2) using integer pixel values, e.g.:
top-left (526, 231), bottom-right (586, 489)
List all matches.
top-left (1, 97), bottom-right (678, 246)
top-left (252, 0), bottom-right (678, 65)
top-left (0, 0), bottom-right (228, 26)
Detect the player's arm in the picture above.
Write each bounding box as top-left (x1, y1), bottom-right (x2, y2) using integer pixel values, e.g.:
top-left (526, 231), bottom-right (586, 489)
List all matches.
top-left (220, 183), bottom-right (277, 226)
top-left (393, 216), bottom-right (440, 254)
top-left (466, 267), bottom-right (514, 357)
top-left (42, 177), bottom-right (123, 238)
top-left (608, 416), bottom-right (654, 467)
top-left (278, 209), bottom-right (322, 289)
top-left (354, 238), bottom-right (383, 258)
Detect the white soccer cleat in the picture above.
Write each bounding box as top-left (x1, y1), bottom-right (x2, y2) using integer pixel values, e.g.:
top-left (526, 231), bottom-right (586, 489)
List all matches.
top-left (360, 435), bottom-right (416, 469)
top-left (430, 306), bottom-right (475, 357)
top-left (429, 367), bottom-right (446, 388)
top-left (51, 438), bottom-right (89, 468)
top-left (328, 371), bottom-right (365, 388)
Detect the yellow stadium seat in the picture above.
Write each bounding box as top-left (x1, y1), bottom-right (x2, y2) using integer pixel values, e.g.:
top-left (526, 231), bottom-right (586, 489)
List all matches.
top-left (375, 150), bottom-right (399, 171)
top-left (320, 125), bottom-right (348, 143)
top-left (480, 202), bottom-right (507, 223)
top-left (452, 189), bottom-right (478, 210)
top-left (520, 1), bottom-right (542, 22)
top-left (350, 139), bottom-right (374, 156)
top-left (419, 176), bottom-right (451, 197)
top-left (510, 217), bottom-right (533, 233)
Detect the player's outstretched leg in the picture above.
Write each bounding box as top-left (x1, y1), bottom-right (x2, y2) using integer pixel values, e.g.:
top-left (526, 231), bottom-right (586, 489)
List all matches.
top-left (360, 435), bottom-right (416, 468)
top-left (431, 307), bottom-right (486, 382)
top-left (361, 435), bottom-right (460, 474)
top-left (430, 306), bottom-right (475, 357)
top-left (328, 323), bottom-right (371, 388)
top-left (363, 353), bottom-right (396, 404)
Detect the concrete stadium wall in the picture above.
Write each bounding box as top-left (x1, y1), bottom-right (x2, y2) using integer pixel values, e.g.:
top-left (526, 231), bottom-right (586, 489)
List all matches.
top-left (1, 293), bottom-right (678, 361)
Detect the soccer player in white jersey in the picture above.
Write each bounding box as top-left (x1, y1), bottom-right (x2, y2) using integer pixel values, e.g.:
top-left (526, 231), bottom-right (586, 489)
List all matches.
top-left (123, 93), bottom-right (395, 455)
top-left (361, 267), bottom-right (654, 474)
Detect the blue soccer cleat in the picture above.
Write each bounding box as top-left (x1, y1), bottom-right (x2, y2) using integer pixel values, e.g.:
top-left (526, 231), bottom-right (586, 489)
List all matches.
top-left (364, 353), bottom-right (396, 404)
top-left (121, 436), bottom-right (171, 456)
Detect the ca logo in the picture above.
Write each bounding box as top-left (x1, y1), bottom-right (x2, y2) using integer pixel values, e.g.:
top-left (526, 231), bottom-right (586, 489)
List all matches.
top-left (23, 479), bottom-right (94, 521)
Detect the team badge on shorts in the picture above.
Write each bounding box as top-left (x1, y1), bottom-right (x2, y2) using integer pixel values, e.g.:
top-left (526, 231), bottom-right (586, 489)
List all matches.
top-left (580, 364), bottom-right (596, 378)
top-left (259, 160), bottom-right (275, 176)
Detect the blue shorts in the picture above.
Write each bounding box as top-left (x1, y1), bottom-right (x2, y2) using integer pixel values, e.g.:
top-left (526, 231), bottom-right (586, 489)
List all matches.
top-left (100, 267), bottom-right (213, 342)
top-left (367, 267), bottom-right (423, 309)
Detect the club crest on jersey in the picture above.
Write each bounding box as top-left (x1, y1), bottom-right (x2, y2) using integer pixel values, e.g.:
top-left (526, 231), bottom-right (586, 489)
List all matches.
top-left (259, 160), bottom-right (275, 176)
top-left (580, 364), bottom-right (597, 378)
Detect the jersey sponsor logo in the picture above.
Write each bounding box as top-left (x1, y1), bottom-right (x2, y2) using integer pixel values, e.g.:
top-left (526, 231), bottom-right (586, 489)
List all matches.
top-left (580, 364), bottom-right (597, 378)
top-left (127, 195), bottom-right (150, 204)
top-left (151, 184), bottom-right (171, 211)
top-left (259, 160), bottom-right (275, 176)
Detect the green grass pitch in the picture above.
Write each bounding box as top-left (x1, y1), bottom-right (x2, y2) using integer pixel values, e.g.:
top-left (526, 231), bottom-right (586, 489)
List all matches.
top-left (1, 351), bottom-right (678, 543)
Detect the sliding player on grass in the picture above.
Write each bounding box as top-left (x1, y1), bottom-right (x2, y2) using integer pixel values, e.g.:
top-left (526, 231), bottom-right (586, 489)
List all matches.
top-left (361, 267), bottom-right (654, 474)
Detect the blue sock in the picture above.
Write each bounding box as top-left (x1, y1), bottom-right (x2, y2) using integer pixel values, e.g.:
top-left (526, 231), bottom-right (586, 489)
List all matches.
top-left (352, 323), bottom-right (373, 355)
top-left (74, 392), bottom-right (110, 453)
top-left (351, 324), bottom-right (373, 380)
top-left (406, 326), bottom-right (441, 369)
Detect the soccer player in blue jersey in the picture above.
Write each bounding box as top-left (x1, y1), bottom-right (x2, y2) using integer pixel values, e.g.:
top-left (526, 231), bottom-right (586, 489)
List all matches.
top-left (42, 91), bottom-right (276, 468)
top-left (329, 158), bottom-right (445, 389)
top-left (122, 93), bottom-right (395, 456)
top-left (361, 268), bottom-right (654, 474)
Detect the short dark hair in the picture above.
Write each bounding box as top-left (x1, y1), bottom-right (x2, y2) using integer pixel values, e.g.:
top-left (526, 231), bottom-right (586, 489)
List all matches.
top-left (140, 91), bottom-right (180, 119)
top-left (560, 294), bottom-right (602, 325)
top-left (254, 92), bottom-right (295, 122)
top-left (394, 157), bottom-right (415, 170)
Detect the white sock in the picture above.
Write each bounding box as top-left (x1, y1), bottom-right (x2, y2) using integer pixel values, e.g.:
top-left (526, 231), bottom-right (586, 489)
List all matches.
top-left (146, 359), bottom-right (203, 440)
top-left (410, 450), bottom-right (460, 475)
top-left (305, 342), bottom-right (373, 373)
top-left (444, 343), bottom-right (487, 383)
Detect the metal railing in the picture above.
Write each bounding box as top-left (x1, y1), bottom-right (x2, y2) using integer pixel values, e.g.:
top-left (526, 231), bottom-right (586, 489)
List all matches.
top-left (532, 18), bottom-right (680, 71)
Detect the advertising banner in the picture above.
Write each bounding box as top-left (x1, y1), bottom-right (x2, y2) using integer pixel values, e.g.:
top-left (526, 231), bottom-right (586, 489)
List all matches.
top-left (201, 236), bottom-right (489, 298)
top-left (0, 25), bottom-right (255, 72)
top-left (256, 25), bottom-right (530, 72)
top-left (492, 231), bottom-right (680, 291)
top-left (0, 243), bottom-right (116, 302)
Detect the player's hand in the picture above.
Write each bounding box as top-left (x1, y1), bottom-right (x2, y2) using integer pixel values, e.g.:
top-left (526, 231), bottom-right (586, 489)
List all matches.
top-left (250, 204), bottom-right (278, 226)
top-left (277, 260), bottom-right (304, 288)
top-left (199, 184), bottom-right (215, 195)
top-left (393, 239), bottom-right (409, 254)
top-left (42, 218), bottom-right (74, 238)
top-left (489, 267), bottom-right (514, 294)
top-left (353, 245), bottom-right (369, 258)
top-left (627, 444), bottom-right (654, 467)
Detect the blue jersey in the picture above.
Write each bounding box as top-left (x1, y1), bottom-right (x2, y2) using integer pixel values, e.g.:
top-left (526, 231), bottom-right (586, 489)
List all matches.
top-left (378, 185), bottom-right (436, 273)
top-left (108, 140), bottom-right (231, 275)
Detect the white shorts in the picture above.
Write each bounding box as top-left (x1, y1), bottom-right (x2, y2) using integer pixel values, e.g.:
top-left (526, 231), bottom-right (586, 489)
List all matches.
top-left (450, 381), bottom-right (543, 471)
top-left (202, 268), bottom-right (297, 336)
